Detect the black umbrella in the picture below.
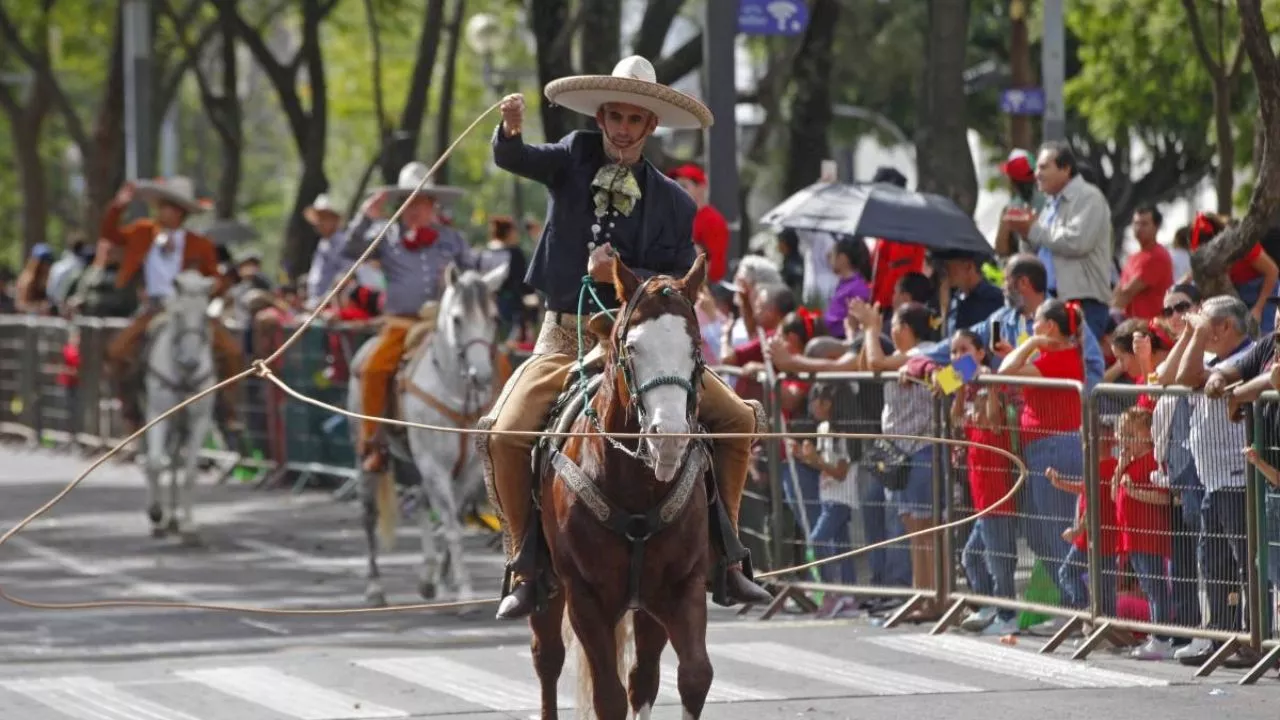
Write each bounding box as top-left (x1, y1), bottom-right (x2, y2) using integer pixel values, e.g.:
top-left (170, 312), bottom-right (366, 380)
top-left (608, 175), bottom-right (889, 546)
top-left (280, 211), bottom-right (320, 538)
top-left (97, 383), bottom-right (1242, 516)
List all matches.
top-left (759, 181), bottom-right (993, 257)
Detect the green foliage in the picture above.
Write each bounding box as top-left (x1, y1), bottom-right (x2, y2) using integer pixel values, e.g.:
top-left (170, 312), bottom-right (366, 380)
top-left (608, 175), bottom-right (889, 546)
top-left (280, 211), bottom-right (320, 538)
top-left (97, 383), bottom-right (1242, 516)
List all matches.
top-left (1064, 0), bottom-right (1215, 146)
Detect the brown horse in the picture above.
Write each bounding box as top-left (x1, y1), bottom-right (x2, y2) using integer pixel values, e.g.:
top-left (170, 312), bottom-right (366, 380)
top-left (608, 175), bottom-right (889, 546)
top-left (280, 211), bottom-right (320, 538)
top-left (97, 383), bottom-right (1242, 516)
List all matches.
top-left (528, 255), bottom-right (714, 720)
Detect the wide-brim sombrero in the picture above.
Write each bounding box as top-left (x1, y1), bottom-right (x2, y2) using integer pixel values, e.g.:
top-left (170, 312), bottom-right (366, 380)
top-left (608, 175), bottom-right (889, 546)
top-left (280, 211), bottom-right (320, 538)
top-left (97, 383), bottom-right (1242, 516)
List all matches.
top-left (368, 161), bottom-right (465, 205)
top-left (544, 56), bottom-right (713, 130)
top-left (134, 176), bottom-right (208, 215)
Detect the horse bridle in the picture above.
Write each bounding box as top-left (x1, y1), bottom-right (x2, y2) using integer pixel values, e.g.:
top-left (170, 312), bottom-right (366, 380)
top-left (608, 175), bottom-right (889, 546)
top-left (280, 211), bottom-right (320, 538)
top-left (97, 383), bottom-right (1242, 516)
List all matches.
top-left (604, 277), bottom-right (706, 459)
top-left (148, 301), bottom-right (213, 394)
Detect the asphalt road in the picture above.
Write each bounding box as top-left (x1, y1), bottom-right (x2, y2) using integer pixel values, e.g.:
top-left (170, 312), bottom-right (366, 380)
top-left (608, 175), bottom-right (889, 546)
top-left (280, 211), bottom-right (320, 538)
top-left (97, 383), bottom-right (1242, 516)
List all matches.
top-left (0, 446), bottom-right (1275, 719)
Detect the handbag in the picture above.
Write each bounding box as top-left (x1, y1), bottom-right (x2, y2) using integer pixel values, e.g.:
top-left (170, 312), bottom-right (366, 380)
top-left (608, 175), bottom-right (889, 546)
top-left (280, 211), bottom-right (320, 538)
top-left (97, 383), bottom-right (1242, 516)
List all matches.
top-left (863, 438), bottom-right (911, 491)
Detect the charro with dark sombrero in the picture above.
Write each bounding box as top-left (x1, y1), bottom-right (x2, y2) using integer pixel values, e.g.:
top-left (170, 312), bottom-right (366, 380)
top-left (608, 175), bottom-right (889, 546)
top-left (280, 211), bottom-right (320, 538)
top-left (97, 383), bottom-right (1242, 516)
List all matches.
top-left (482, 55), bottom-right (772, 620)
top-left (544, 55), bottom-right (714, 130)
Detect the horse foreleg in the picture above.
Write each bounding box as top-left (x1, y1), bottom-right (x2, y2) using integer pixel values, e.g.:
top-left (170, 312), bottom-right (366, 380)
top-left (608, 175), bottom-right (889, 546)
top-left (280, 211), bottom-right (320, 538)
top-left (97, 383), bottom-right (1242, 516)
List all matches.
top-left (529, 590), bottom-right (566, 720)
top-left (656, 578), bottom-right (712, 720)
top-left (567, 595), bottom-right (629, 720)
top-left (357, 472), bottom-right (387, 607)
top-left (628, 611), bottom-right (668, 719)
top-left (407, 444), bottom-right (446, 601)
top-left (178, 404), bottom-right (212, 546)
top-left (143, 415), bottom-right (169, 538)
top-left (415, 448), bottom-right (479, 610)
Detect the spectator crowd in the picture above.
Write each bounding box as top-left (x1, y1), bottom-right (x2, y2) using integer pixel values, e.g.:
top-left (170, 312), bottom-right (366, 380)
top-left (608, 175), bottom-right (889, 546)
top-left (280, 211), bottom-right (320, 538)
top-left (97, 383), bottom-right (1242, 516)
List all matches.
top-left (6, 142), bottom-right (1280, 671)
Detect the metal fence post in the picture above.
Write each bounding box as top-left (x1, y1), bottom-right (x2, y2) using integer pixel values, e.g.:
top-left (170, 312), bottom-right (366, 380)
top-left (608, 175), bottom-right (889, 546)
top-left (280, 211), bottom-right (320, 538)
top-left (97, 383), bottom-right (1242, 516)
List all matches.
top-left (1083, 390), bottom-right (1102, 624)
top-left (1245, 405), bottom-right (1264, 650)
top-left (931, 393), bottom-right (950, 608)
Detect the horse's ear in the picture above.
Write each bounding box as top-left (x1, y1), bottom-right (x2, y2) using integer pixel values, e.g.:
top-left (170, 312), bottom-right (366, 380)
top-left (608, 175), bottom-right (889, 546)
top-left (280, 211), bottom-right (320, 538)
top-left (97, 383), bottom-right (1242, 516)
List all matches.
top-left (482, 263), bottom-right (509, 294)
top-left (678, 253), bottom-right (707, 304)
top-left (612, 257), bottom-right (641, 305)
top-left (445, 263), bottom-right (460, 288)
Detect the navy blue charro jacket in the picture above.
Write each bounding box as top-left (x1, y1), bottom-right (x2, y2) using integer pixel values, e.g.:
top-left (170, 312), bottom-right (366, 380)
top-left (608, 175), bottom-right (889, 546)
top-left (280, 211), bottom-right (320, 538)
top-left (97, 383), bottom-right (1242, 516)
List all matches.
top-left (491, 125), bottom-right (698, 313)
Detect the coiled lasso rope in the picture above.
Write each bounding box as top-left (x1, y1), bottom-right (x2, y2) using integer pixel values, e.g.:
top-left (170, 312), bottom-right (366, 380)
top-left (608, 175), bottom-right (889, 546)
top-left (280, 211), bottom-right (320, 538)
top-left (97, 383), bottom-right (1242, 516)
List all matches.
top-left (0, 100), bottom-right (1027, 615)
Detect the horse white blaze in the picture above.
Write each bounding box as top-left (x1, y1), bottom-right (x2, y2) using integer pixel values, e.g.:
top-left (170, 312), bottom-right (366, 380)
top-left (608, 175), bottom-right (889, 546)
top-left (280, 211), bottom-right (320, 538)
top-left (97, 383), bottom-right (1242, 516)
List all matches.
top-left (626, 313), bottom-right (695, 483)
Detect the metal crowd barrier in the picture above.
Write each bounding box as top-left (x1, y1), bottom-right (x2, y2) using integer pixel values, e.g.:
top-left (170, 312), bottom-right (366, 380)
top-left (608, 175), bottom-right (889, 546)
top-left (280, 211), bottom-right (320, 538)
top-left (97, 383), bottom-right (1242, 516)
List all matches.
top-left (5, 313), bottom-right (1280, 679)
top-left (0, 315), bottom-right (530, 493)
top-left (738, 368), bottom-right (1280, 682)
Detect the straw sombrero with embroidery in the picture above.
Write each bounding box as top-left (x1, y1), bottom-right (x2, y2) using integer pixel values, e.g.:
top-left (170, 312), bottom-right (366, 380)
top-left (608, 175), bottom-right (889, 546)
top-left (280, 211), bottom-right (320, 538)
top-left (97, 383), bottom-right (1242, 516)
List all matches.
top-left (134, 175), bottom-right (208, 215)
top-left (544, 56), bottom-right (713, 130)
top-left (368, 162), bottom-right (464, 205)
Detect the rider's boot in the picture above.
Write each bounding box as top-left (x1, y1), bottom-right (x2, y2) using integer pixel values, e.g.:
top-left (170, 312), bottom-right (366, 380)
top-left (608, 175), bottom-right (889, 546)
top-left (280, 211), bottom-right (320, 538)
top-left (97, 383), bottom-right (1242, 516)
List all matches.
top-left (706, 462), bottom-right (773, 606)
top-left (495, 512), bottom-right (548, 620)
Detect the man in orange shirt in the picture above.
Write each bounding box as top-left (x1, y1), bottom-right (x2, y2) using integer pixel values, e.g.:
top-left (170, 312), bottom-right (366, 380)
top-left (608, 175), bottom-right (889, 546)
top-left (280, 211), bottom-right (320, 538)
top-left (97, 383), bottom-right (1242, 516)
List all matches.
top-left (101, 177), bottom-right (245, 437)
top-left (670, 163), bottom-right (729, 284)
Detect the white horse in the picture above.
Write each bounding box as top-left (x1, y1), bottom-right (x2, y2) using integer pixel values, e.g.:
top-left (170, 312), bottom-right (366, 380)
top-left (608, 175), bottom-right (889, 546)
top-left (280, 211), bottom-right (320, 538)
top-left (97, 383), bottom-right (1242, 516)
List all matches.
top-left (142, 270), bottom-right (217, 545)
top-left (347, 263), bottom-right (507, 608)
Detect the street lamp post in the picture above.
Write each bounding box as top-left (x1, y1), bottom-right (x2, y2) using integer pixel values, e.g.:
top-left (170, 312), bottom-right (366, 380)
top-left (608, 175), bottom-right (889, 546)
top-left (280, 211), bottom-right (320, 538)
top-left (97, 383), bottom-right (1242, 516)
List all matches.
top-left (466, 13), bottom-right (526, 229)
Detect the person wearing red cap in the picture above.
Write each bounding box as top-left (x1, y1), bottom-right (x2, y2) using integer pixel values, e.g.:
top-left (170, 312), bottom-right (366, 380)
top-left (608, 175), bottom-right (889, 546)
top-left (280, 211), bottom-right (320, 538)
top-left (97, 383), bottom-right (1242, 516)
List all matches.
top-left (994, 148), bottom-right (1045, 258)
top-left (670, 163), bottom-right (730, 284)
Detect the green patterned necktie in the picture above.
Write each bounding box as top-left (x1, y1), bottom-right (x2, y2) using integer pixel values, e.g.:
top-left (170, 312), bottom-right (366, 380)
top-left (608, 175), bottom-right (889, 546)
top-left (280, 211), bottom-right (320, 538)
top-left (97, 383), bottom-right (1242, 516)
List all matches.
top-left (590, 163), bottom-right (642, 220)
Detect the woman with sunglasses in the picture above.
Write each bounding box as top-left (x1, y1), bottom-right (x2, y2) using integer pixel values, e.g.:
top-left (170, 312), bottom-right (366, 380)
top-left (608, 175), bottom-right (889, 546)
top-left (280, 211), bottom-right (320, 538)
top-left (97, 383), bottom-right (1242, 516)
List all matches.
top-left (1160, 284), bottom-right (1202, 336)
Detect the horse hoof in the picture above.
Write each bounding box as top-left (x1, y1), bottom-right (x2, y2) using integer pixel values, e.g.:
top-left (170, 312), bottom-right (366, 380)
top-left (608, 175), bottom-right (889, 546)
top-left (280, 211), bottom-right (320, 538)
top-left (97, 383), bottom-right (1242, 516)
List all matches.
top-left (150, 525), bottom-right (168, 539)
top-left (179, 530), bottom-right (203, 547)
top-left (166, 518), bottom-right (180, 533)
top-left (418, 581), bottom-right (437, 600)
top-left (366, 590), bottom-right (388, 608)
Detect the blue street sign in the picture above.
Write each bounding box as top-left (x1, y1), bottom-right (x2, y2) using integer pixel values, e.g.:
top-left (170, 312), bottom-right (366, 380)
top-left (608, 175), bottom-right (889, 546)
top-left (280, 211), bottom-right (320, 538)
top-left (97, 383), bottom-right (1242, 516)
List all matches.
top-left (1000, 87), bottom-right (1046, 116)
top-left (738, 0), bottom-right (809, 36)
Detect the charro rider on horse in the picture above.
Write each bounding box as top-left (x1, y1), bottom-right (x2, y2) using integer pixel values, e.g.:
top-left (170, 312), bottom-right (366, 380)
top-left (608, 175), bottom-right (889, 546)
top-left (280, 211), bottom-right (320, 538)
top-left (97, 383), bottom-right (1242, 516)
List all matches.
top-left (481, 55), bottom-right (773, 620)
top-left (102, 176), bottom-right (245, 439)
top-left (344, 161), bottom-right (475, 473)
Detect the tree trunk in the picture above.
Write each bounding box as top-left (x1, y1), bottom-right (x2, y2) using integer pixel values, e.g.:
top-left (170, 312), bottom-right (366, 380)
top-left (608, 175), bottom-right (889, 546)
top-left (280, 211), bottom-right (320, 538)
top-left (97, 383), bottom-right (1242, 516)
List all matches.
top-left (282, 0), bottom-right (331, 277)
top-left (215, 6), bottom-right (243, 219)
top-left (579, 0), bottom-right (621, 75)
top-left (1190, 0), bottom-right (1280, 291)
top-left (530, 0), bottom-right (578, 142)
top-left (783, 0), bottom-right (838, 196)
top-left (9, 116), bottom-right (50, 257)
top-left (1008, 0), bottom-right (1034, 151)
top-left (915, 0), bottom-right (978, 214)
top-left (382, 0), bottom-right (446, 182)
top-left (1212, 76), bottom-right (1234, 214)
top-left (83, 13), bottom-right (126, 235)
top-left (433, 0), bottom-right (466, 185)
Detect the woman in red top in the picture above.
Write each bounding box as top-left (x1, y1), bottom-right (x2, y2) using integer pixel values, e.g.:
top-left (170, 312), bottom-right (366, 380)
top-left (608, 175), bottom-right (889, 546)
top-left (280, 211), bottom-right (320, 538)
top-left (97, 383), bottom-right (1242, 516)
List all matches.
top-left (949, 330), bottom-right (1019, 635)
top-left (1188, 212), bottom-right (1278, 328)
top-left (996, 298), bottom-right (1087, 603)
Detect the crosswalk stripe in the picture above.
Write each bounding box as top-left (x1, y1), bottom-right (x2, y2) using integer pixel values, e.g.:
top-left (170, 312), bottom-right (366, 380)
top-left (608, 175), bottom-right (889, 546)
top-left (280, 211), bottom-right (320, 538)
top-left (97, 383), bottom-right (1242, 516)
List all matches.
top-left (712, 642), bottom-right (984, 696)
top-left (868, 634), bottom-right (1171, 689)
top-left (355, 656), bottom-right (551, 712)
top-left (516, 648), bottom-right (781, 704)
top-left (0, 676), bottom-right (202, 720)
top-left (660, 658), bottom-right (783, 703)
top-left (175, 666), bottom-right (407, 719)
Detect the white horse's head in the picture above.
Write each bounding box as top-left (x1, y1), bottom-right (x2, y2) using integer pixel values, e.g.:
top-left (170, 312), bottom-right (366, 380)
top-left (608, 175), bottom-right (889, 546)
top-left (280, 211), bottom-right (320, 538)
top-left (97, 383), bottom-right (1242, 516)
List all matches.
top-left (160, 271), bottom-right (215, 378)
top-left (438, 262), bottom-right (507, 388)
top-left (611, 255), bottom-right (707, 483)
